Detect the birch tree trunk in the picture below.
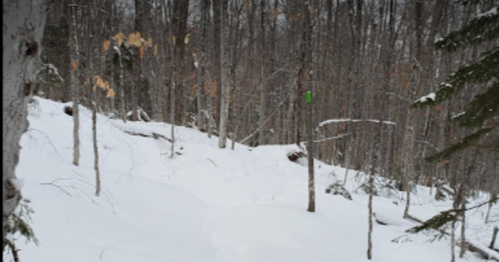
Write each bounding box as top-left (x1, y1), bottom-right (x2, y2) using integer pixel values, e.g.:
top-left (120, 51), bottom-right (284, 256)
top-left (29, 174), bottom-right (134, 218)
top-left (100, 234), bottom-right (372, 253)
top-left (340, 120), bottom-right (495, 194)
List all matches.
top-left (84, 2), bottom-right (101, 197)
top-left (304, 1), bottom-right (314, 213)
top-left (403, 109), bottom-right (415, 219)
top-left (367, 172), bottom-right (374, 260)
top-left (218, 0), bottom-right (230, 148)
top-left (306, 88), bottom-right (315, 213)
top-left (3, 0), bottom-right (48, 241)
top-left (69, 2), bottom-right (81, 166)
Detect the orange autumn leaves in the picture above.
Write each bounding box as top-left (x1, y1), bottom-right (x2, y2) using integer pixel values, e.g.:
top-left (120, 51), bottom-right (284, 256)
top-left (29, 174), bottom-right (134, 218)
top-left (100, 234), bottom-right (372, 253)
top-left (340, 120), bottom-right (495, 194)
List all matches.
top-left (103, 32), bottom-right (156, 60)
top-left (172, 34), bottom-right (190, 46)
top-left (94, 31), bottom-right (157, 99)
top-left (84, 75), bottom-right (115, 98)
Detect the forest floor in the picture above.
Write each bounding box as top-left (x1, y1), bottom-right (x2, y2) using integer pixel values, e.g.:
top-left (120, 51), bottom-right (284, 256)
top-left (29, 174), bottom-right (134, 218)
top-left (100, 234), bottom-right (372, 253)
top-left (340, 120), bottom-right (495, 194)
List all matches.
top-left (10, 97), bottom-right (498, 262)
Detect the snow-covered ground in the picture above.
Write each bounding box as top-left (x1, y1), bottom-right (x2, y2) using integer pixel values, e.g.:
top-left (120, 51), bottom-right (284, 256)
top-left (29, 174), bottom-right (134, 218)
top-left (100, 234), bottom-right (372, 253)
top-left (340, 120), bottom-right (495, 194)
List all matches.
top-left (8, 97), bottom-right (498, 262)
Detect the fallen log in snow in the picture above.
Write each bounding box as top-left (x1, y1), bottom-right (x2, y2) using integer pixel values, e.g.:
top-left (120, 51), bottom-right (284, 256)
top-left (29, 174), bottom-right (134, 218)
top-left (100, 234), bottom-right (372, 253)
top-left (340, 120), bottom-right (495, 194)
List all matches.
top-left (123, 130), bottom-right (172, 143)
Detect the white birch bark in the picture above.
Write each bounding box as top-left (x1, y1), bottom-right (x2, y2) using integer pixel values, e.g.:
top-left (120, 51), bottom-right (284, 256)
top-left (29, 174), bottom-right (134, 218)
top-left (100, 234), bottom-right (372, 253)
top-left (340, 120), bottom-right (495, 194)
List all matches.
top-left (403, 109), bottom-right (415, 219)
top-left (69, 2), bottom-right (80, 166)
top-left (218, 0), bottom-right (229, 148)
top-left (3, 0), bottom-right (48, 240)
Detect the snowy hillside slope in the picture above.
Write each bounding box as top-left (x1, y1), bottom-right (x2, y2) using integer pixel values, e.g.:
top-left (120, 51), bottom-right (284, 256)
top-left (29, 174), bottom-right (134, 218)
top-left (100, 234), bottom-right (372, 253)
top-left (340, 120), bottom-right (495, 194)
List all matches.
top-left (9, 97), bottom-right (498, 262)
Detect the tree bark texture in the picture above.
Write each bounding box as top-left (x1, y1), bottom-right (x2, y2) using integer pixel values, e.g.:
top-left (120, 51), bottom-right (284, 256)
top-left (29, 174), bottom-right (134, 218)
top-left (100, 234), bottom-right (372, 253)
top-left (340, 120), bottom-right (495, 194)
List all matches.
top-left (218, 0), bottom-right (230, 148)
top-left (172, 0), bottom-right (189, 124)
top-left (93, 91), bottom-right (101, 196)
top-left (258, 0), bottom-right (266, 146)
top-left (3, 0), bottom-right (49, 241)
top-left (307, 92), bottom-right (315, 212)
top-left (69, 2), bottom-right (81, 166)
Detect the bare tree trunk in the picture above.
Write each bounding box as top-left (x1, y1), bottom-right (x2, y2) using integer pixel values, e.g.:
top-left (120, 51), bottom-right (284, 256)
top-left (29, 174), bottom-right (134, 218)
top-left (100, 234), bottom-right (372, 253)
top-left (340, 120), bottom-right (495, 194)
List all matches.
top-left (195, 49), bottom-right (204, 130)
top-left (196, 0), bottom-right (209, 131)
top-left (218, 0), bottom-right (229, 148)
top-left (3, 0), bottom-right (48, 241)
top-left (486, 163), bottom-right (498, 223)
top-left (460, 201), bottom-right (466, 258)
top-left (130, 68), bottom-right (139, 121)
top-left (287, 77), bottom-right (296, 144)
top-left (172, 0), bottom-right (190, 124)
top-left (306, 88), bottom-right (315, 213)
top-left (304, 0), bottom-right (314, 213)
top-left (170, 55), bottom-right (176, 158)
top-left (490, 227), bottom-right (498, 250)
top-left (451, 183), bottom-right (464, 262)
top-left (485, 192), bottom-right (496, 223)
top-left (84, 2), bottom-right (101, 197)
top-left (451, 218), bottom-right (456, 262)
top-left (69, 2), bottom-right (81, 166)
top-left (342, 146), bottom-right (352, 186)
top-left (93, 90), bottom-right (101, 196)
top-left (130, 0), bottom-right (143, 121)
top-left (258, 0), bottom-right (266, 145)
top-left (403, 110), bottom-right (415, 219)
top-left (367, 172), bottom-right (374, 260)
top-left (117, 44), bottom-right (126, 122)
top-left (206, 71), bottom-right (213, 139)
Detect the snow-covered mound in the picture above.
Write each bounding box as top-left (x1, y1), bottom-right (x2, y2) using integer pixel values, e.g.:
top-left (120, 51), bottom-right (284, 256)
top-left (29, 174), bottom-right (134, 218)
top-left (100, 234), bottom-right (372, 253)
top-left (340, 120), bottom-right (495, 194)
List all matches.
top-left (10, 97), bottom-right (497, 262)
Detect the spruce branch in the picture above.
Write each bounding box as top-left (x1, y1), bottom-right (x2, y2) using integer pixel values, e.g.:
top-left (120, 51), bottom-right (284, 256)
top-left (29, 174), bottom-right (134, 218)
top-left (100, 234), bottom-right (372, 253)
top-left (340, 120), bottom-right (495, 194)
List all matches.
top-left (406, 197), bottom-right (499, 234)
top-left (424, 127), bottom-right (494, 162)
top-left (434, 12), bottom-right (499, 52)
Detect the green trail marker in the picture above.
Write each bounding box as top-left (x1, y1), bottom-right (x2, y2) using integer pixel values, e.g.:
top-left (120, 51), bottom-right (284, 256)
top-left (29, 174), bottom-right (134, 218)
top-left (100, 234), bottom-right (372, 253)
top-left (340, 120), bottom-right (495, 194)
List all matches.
top-left (306, 91), bottom-right (312, 103)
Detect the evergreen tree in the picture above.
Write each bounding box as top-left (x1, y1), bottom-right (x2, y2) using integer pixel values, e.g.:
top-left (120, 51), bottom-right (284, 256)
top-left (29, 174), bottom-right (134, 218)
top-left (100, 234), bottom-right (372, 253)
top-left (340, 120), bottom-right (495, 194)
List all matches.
top-left (412, 0), bottom-right (499, 162)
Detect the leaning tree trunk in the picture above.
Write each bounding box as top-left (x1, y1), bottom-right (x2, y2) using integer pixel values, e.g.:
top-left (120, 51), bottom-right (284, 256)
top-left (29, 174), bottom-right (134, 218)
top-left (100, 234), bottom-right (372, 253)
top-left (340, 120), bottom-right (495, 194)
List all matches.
top-left (3, 0), bottom-right (49, 241)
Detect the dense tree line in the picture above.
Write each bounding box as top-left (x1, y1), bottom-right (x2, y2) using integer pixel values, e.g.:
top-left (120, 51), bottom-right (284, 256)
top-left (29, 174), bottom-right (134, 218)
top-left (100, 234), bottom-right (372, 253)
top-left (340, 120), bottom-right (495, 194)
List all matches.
top-left (3, 0), bottom-right (498, 260)
top-left (37, 0), bottom-right (498, 199)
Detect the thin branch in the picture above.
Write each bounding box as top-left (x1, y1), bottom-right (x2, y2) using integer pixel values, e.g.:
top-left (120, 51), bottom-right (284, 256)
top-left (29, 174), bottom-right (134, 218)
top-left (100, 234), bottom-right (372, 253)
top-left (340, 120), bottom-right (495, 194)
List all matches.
top-left (416, 140), bottom-right (440, 152)
top-left (386, 92), bottom-right (412, 103)
top-left (316, 118), bottom-right (396, 131)
top-left (206, 158), bottom-right (218, 167)
top-left (302, 133), bottom-right (351, 143)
